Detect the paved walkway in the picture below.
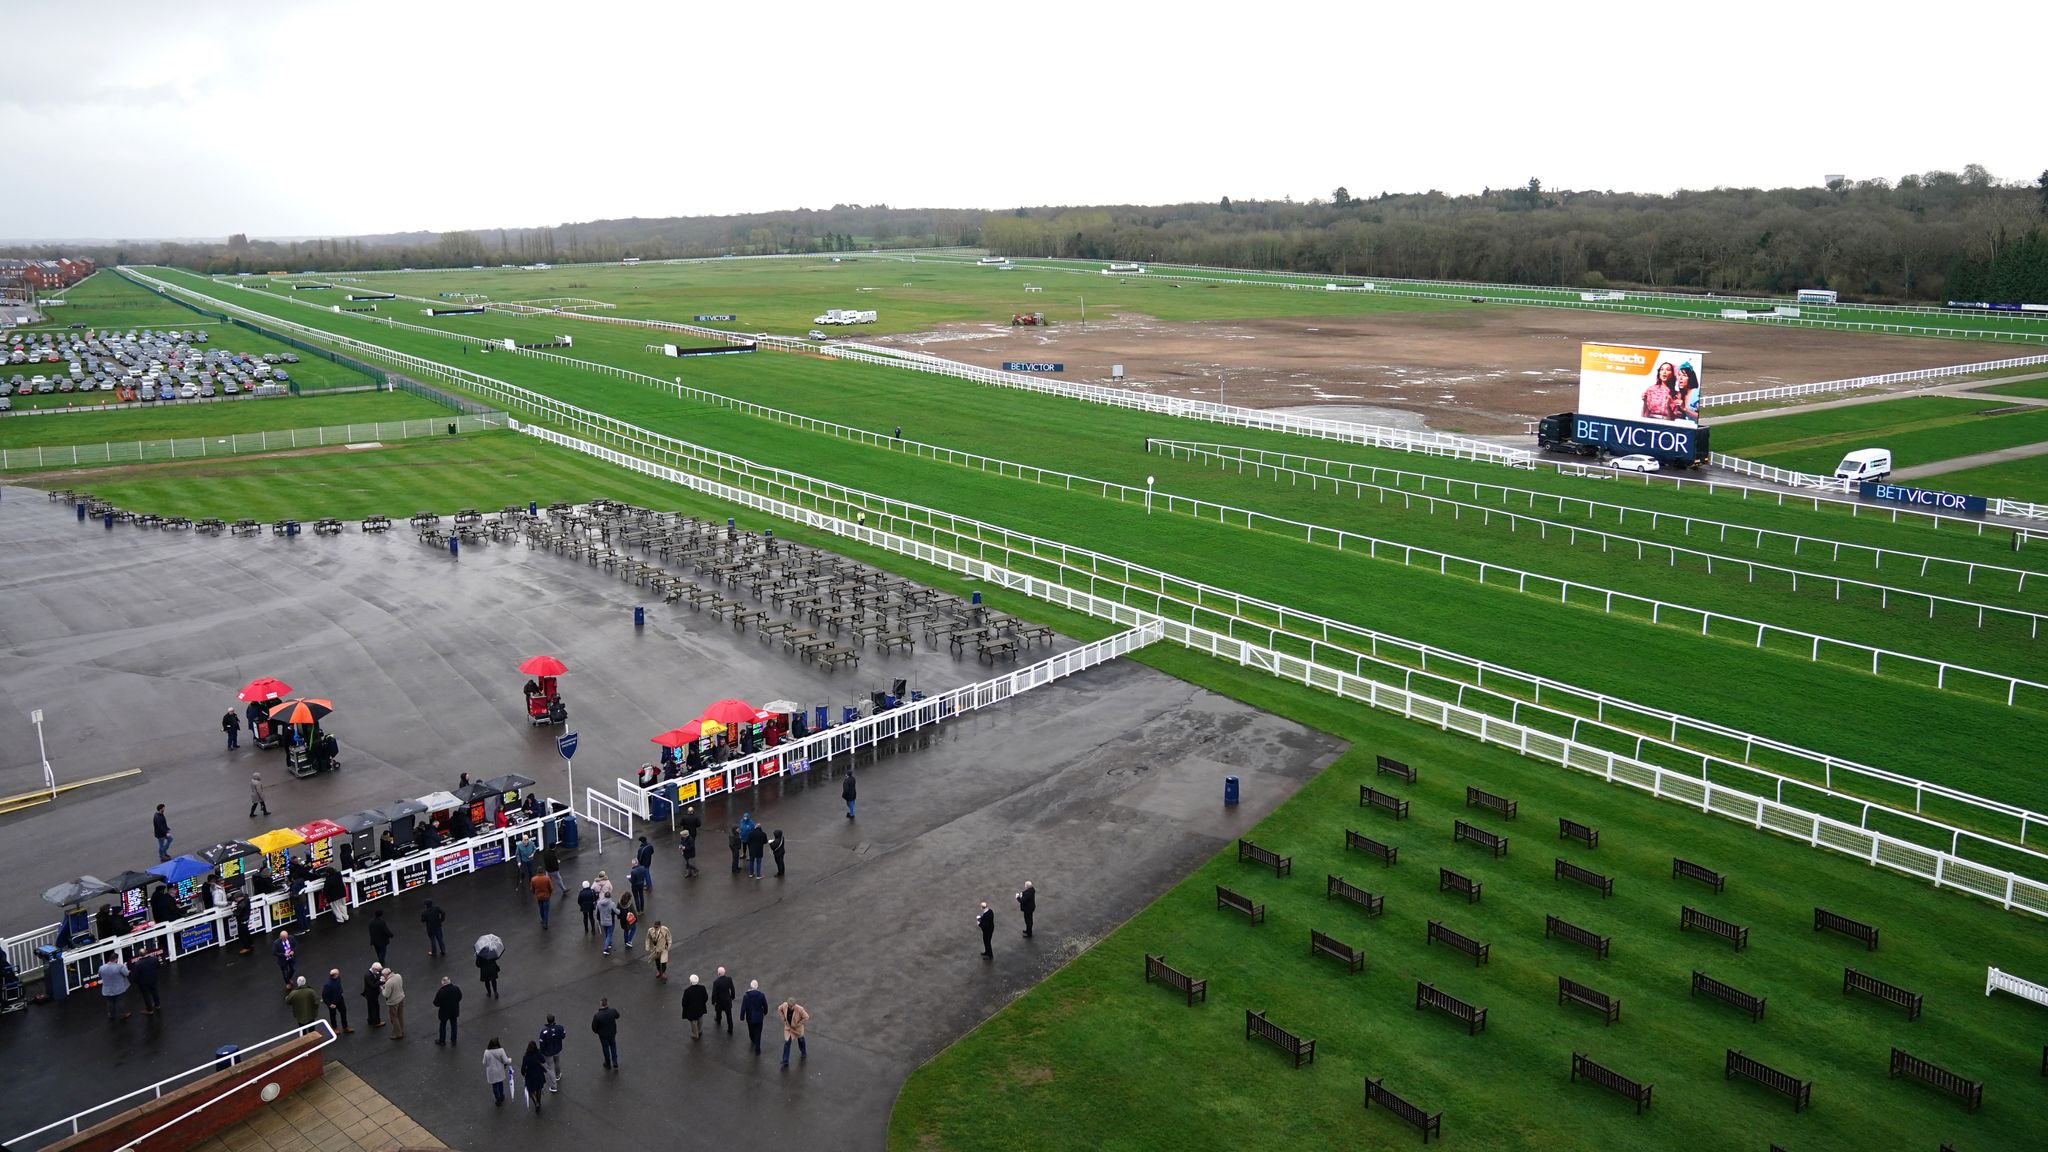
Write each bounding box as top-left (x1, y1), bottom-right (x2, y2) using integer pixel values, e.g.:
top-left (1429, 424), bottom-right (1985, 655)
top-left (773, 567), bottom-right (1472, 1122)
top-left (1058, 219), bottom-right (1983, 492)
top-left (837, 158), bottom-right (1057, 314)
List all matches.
top-left (1710, 372), bottom-right (2048, 424)
top-left (187, 1063), bottom-right (443, 1152)
top-left (1892, 439), bottom-right (2048, 481)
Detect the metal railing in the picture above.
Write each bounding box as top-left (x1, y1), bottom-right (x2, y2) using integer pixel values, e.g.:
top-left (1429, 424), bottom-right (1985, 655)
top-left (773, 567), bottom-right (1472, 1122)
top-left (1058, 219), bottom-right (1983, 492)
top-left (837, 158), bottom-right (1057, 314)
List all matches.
top-left (522, 423), bottom-right (2048, 919)
top-left (7, 1021), bottom-right (338, 1150)
top-left (0, 412), bottom-right (508, 470)
top-left (1985, 966), bottom-right (2048, 1005)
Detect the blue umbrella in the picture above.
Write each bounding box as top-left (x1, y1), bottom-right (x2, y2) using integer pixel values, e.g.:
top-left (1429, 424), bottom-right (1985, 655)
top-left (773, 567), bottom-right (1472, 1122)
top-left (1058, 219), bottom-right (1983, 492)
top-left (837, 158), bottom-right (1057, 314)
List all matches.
top-left (148, 855), bottom-right (214, 885)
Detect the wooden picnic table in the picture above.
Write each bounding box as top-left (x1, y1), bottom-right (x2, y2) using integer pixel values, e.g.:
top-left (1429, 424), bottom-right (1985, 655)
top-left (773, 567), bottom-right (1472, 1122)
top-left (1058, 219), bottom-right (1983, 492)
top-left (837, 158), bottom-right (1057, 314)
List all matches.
top-left (1017, 623), bottom-right (1055, 645)
top-left (759, 621), bottom-right (795, 638)
top-left (824, 608), bottom-right (863, 630)
top-left (231, 519), bottom-right (262, 537)
top-left (314, 518), bottom-right (344, 535)
top-left (709, 598), bottom-right (743, 618)
top-left (798, 637), bottom-right (835, 658)
top-left (781, 628), bottom-right (820, 653)
top-left (949, 626), bottom-right (996, 652)
top-left (818, 646), bottom-right (859, 670)
top-left (875, 632), bottom-right (916, 653)
top-left (731, 609), bottom-right (767, 628)
top-left (977, 636), bottom-right (1020, 663)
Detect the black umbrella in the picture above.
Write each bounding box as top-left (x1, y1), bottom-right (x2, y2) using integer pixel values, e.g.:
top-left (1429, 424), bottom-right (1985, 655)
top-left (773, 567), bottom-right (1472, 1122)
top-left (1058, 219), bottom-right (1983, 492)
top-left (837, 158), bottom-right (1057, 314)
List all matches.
top-left (483, 774), bottom-right (536, 792)
top-left (455, 782), bottom-right (498, 804)
top-left (106, 870), bottom-right (160, 895)
top-left (197, 840), bottom-right (260, 866)
top-left (41, 876), bottom-right (112, 906)
top-left (371, 799), bottom-right (427, 823)
top-left (337, 810), bottom-right (384, 835)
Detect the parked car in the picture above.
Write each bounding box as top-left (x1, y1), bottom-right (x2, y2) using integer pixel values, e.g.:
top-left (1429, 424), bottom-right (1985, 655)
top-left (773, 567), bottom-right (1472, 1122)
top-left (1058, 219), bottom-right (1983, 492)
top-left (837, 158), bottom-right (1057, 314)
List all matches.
top-left (1606, 454), bottom-right (1662, 473)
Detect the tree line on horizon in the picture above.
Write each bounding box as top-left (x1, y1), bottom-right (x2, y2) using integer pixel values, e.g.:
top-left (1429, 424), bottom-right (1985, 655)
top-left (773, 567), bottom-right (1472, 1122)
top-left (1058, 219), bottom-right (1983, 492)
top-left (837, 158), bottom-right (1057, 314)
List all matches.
top-left (8, 168), bottom-right (2045, 305)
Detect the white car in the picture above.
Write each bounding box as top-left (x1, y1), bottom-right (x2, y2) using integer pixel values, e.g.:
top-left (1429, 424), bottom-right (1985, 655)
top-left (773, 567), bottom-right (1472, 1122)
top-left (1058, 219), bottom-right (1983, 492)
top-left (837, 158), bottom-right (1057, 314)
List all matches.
top-left (1607, 454), bottom-right (1662, 473)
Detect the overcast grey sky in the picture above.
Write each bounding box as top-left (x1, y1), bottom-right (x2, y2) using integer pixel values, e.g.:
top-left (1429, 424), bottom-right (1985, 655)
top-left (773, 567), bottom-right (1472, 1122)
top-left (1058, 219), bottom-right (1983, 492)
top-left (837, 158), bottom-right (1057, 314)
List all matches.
top-left (1, 0), bottom-right (2040, 240)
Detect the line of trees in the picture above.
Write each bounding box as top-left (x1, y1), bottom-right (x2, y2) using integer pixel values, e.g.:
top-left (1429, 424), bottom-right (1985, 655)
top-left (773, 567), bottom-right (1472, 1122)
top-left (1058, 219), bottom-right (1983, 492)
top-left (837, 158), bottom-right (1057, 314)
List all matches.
top-left (8, 169), bottom-right (2044, 304)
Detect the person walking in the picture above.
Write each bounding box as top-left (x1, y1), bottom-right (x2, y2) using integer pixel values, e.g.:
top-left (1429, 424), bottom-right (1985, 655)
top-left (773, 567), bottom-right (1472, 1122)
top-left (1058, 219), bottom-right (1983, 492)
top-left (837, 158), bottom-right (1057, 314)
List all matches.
top-left (321, 968), bottom-right (354, 1033)
top-left (681, 974), bottom-right (709, 1039)
top-left (476, 949), bottom-right (501, 1000)
top-left (131, 946), bottom-right (163, 1015)
top-left (578, 882), bottom-right (597, 934)
top-left (620, 891), bottom-right (641, 950)
top-left (591, 998), bottom-right (621, 1070)
top-left (482, 1038), bottom-right (514, 1106)
top-left (739, 980), bottom-right (769, 1054)
top-left (711, 967), bottom-right (736, 1035)
top-left (537, 1015), bottom-right (566, 1091)
top-left (841, 768), bottom-right (856, 819)
top-left (520, 1041), bottom-right (548, 1114)
top-left (223, 708), bottom-right (241, 750)
top-left (99, 956), bottom-right (133, 1021)
top-left (273, 929), bottom-right (298, 986)
top-left (677, 826), bottom-right (698, 877)
top-left (595, 892), bottom-right (618, 956)
top-left (745, 822), bottom-right (768, 879)
top-left (362, 963), bottom-right (385, 1029)
top-left (421, 901), bottom-right (447, 958)
top-left (977, 901), bottom-right (995, 958)
top-left (248, 772), bottom-right (270, 819)
top-left (433, 976), bottom-right (463, 1046)
top-left (152, 804), bottom-right (173, 861)
top-left (645, 921), bottom-right (672, 982)
top-left (591, 871), bottom-right (613, 900)
top-left (541, 846), bottom-right (565, 898)
top-left (727, 825), bottom-right (743, 873)
top-left (1016, 881), bottom-right (1036, 938)
top-left (778, 997), bottom-right (810, 1067)
top-left (367, 910), bottom-right (393, 966)
top-left (769, 829), bottom-right (786, 877)
top-left (635, 835), bottom-right (655, 873)
top-left (381, 968), bottom-right (407, 1039)
top-left (530, 870), bottom-right (553, 928)
top-left (628, 861), bottom-right (650, 909)
top-left (512, 836), bottom-right (538, 887)
top-left (285, 976), bottom-right (320, 1026)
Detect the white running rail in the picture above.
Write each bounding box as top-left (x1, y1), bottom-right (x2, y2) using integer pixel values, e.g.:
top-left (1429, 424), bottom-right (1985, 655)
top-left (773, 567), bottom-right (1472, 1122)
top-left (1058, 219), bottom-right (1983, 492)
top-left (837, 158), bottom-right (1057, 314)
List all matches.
top-left (1984, 966), bottom-right (2048, 1006)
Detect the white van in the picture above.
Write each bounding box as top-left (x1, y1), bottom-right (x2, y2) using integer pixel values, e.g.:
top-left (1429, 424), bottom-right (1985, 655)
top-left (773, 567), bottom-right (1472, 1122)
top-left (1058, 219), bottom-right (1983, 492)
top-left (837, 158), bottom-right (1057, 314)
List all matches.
top-left (1834, 448), bottom-right (1892, 482)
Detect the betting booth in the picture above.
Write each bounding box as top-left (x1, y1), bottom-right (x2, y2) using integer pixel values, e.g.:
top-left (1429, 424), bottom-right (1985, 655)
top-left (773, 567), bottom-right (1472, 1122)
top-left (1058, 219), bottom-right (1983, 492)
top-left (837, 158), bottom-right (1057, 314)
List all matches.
top-left (248, 828), bottom-right (310, 925)
top-left (107, 870), bottom-right (158, 930)
top-left (293, 819), bottom-right (347, 871)
top-left (42, 876), bottom-right (112, 948)
top-left (198, 839), bottom-right (261, 892)
top-left (454, 782), bottom-right (499, 830)
top-left (519, 655), bottom-right (568, 727)
top-left (146, 856), bottom-right (213, 915)
top-left (482, 775), bottom-right (538, 825)
top-left (373, 798), bottom-right (429, 852)
top-left (336, 811), bottom-right (384, 870)
top-left (417, 790), bottom-right (465, 843)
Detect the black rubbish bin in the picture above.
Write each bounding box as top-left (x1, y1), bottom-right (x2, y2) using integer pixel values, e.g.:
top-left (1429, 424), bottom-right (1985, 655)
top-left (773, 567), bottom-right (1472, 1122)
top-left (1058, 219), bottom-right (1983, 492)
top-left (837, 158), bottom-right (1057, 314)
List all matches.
top-left (447, 423), bottom-right (457, 436)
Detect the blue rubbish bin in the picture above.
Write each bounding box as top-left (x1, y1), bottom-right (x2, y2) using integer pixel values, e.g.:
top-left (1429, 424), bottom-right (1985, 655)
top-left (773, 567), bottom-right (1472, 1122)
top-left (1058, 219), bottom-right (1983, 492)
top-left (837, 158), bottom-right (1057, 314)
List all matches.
top-left (971, 591), bottom-right (982, 606)
top-left (634, 606), bottom-right (645, 628)
top-left (842, 706), bottom-right (859, 725)
top-left (36, 945), bottom-right (65, 1002)
top-left (103, 511), bottom-right (114, 529)
top-left (529, 501), bottom-right (538, 516)
top-left (815, 706), bottom-right (829, 732)
top-left (214, 1045), bottom-right (242, 1071)
top-left (556, 811), bottom-right (580, 850)
top-left (649, 781), bottom-right (676, 822)
top-left (75, 502), bottom-right (85, 522)
top-left (1224, 775), bottom-right (1240, 807)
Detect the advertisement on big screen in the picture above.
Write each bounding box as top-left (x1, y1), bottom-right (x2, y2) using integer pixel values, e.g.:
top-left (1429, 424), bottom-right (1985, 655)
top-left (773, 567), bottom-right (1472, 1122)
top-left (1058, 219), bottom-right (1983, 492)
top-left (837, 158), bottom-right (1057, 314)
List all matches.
top-left (1575, 342), bottom-right (1708, 459)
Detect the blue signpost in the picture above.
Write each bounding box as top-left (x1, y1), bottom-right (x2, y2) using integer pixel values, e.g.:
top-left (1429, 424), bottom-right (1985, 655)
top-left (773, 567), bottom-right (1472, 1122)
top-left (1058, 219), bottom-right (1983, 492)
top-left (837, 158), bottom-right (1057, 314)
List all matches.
top-left (558, 731), bottom-right (579, 819)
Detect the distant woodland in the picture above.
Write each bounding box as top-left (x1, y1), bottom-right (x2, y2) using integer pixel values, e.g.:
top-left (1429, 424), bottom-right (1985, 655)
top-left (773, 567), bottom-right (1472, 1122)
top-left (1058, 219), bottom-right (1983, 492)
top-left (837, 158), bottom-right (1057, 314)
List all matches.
top-left (10, 167), bottom-right (2046, 305)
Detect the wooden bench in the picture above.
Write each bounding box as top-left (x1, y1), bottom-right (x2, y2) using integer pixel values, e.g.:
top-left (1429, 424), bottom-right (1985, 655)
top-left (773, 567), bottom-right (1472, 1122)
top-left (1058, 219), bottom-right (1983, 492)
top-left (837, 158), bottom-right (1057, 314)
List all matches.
top-left (1559, 976), bottom-right (1621, 1025)
top-left (1215, 885), bottom-right (1265, 925)
top-left (1143, 953), bottom-right (1206, 1006)
top-left (758, 621), bottom-right (795, 639)
top-left (1889, 1046), bottom-right (1982, 1112)
top-left (975, 636), bottom-right (1020, 663)
top-left (730, 609), bottom-right (767, 628)
top-left (1672, 857), bottom-right (1725, 893)
top-left (1238, 839), bottom-right (1292, 877)
top-left (1692, 970), bottom-right (1766, 1022)
top-left (663, 585), bottom-right (687, 604)
top-left (1345, 829), bottom-right (1397, 866)
top-left (1814, 907), bottom-right (1879, 951)
top-left (1681, 905), bottom-right (1749, 951)
top-left (1554, 858), bottom-right (1613, 898)
top-left (1016, 623), bottom-right (1054, 645)
top-left (1415, 981), bottom-right (1487, 1034)
top-left (1725, 1049), bottom-right (1810, 1112)
top-left (781, 628), bottom-right (819, 652)
top-left (797, 637), bottom-right (835, 659)
top-left (1844, 967), bottom-right (1923, 1020)
top-left (1453, 819), bottom-right (1508, 859)
top-left (1545, 914), bottom-right (1611, 960)
top-left (1310, 929), bottom-right (1364, 975)
top-left (1571, 1052), bottom-right (1652, 1114)
top-left (1559, 817), bottom-right (1599, 848)
top-left (1426, 920), bottom-right (1489, 967)
top-left (817, 646), bottom-right (859, 670)
top-left (1362, 1077), bottom-right (1442, 1144)
top-left (1465, 786), bottom-right (1517, 819)
top-left (875, 631), bottom-right (916, 653)
top-left (1325, 875), bottom-right (1384, 918)
top-left (1375, 754), bottom-right (1416, 784)
top-left (1438, 868), bottom-right (1482, 905)
top-left (1244, 1009), bottom-right (1314, 1067)
top-left (1359, 785), bottom-right (1409, 819)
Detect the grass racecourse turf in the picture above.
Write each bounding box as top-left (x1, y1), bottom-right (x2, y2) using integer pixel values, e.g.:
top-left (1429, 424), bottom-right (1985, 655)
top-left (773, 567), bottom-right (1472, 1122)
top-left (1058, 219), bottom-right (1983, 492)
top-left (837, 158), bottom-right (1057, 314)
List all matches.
top-left (0, 389), bottom-right (450, 450)
top-left (40, 272), bottom-right (2048, 1151)
top-left (1710, 395), bottom-right (2048, 482)
top-left (121, 270), bottom-right (2048, 818)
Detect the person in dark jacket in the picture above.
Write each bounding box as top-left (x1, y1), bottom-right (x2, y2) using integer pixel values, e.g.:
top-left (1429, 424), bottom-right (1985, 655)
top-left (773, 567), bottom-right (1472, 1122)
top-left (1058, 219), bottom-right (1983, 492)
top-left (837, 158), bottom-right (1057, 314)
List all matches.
top-left (378, 831), bottom-right (401, 861)
top-left (635, 836), bottom-right (654, 871)
top-left (520, 1041), bottom-right (548, 1112)
top-left (319, 868), bottom-right (348, 922)
top-left (322, 968), bottom-right (353, 1033)
top-left (284, 976), bottom-right (320, 1025)
top-left (538, 1014), bottom-right (566, 1090)
top-left (677, 826), bottom-right (698, 877)
top-left (541, 846), bottom-right (564, 896)
top-left (223, 709), bottom-right (241, 750)
top-left (842, 769), bottom-right (856, 818)
top-left (680, 974), bottom-right (709, 1039)
top-left (130, 946), bottom-right (164, 1015)
top-left (578, 882), bottom-right (598, 935)
top-left (744, 823), bottom-right (768, 879)
top-left (153, 804), bottom-right (172, 861)
top-left (727, 825), bottom-right (743, 873)
top-left (362, 963), bottom-right (385, 1029)
top-left (977, 901), bottom-right (995, 958)
top-left (1016, 881), bottom-right (1036, 938)
top-left (149, 885), bottom-right (179, 925)
top-left (769, 829), bottom-right (786, 877)
top-left (412, 822), bottom-right (435, 853)
top-left (273, 929), bottom-right (298, 986)
top-left (628, 862), bottom-right (650, 909)
top-left (710, 967), bottom-right (736, 1034)
top-left (590, 998), bottom-right (621, 1069)
top-left (421, 901), bottom-right (447, 957)
top-left (738, 980), bottom-right (769, 1053)
top-left (476, 950), bottom-right (501, 999)
top-left (432, 976), bottom-right (462, 1046)
top-left (367, 910), bottom-right (394, 965)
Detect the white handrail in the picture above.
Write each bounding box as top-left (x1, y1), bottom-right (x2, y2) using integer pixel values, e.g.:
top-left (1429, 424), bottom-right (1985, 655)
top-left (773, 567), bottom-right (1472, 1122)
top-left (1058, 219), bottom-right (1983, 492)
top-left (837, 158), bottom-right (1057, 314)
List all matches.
top-left (7, 1021), bottom-right (337, 1149)
top-left (1984, 966), bottom-right (2048, 1006)
top-left (0, 413), bottom-right (507, 471)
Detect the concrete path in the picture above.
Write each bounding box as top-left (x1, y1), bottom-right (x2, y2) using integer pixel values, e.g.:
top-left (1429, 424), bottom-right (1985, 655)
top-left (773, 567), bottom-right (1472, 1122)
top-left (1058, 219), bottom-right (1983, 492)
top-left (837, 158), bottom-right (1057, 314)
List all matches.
top-left (1892, 439), bottom-right (2048, 481)
top-left (1709, 373), bottom-right (2048, 424)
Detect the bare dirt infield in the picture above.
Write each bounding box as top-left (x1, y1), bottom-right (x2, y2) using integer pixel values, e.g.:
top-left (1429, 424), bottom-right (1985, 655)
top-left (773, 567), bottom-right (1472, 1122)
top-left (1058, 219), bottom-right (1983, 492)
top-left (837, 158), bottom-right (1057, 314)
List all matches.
top-left (870, 306), bottom-right (2017, 435)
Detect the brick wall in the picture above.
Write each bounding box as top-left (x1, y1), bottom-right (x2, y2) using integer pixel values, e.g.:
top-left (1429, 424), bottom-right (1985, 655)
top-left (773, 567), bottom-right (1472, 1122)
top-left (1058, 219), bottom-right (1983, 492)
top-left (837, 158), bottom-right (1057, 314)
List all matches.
top-left (43, 1033), bottom-right (327, 1152)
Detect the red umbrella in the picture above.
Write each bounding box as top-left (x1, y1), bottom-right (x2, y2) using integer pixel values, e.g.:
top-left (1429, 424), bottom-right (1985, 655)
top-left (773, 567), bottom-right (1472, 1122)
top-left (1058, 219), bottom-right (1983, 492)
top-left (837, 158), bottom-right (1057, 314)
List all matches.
top-left (269, 698), bottom-right (335, 726)
top-left (698, 698), bottom-right (757, 727)
top-left (237, 677), bottom-right (292, 702)
top-left (651, 720), bottom-right (717, 747)
top-left (518, 655), bottom-right (568, 677)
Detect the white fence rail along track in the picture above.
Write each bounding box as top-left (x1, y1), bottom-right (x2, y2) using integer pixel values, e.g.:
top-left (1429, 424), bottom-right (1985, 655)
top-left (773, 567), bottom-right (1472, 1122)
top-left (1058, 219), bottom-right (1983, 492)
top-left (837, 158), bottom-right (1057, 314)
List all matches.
top-left (123, 270), bottom-right (2048, 897)
top-left (0, 413), bottom-right (507, 470)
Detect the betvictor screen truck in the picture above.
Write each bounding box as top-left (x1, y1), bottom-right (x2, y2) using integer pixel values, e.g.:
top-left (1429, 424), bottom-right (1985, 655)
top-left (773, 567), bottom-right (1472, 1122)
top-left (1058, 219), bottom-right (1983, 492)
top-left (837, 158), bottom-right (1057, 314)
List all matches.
top-left (1535, 412), bottom-right (1709, 468)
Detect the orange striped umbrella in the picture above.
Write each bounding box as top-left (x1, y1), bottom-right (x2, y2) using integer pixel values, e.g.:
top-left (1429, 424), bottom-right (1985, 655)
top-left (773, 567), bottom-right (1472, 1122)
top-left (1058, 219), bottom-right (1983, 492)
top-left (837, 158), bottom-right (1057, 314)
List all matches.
top-left (267, 698), bottom-right (334, 725)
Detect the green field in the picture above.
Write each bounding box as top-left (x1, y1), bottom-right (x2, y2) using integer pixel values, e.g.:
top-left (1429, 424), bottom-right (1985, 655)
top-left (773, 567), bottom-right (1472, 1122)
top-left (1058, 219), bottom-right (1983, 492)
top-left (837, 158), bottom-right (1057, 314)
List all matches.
top-left (0, 389), bottom-right (449, 450)
top-left (1709, 395), bottom-right (2048, 493)
top-left (1908, 451), bottom-right (2048, 501)
top-left (67, 262), bottom-right (2048, 1152)
top-left (1977, 376), bottom-right (2048, 400)
top-left (16, 271), bottom-right (215, 330)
